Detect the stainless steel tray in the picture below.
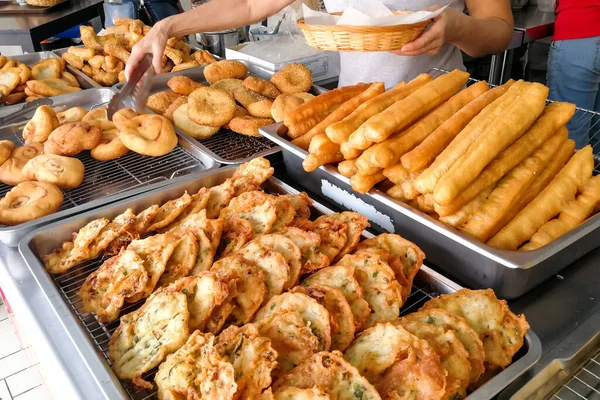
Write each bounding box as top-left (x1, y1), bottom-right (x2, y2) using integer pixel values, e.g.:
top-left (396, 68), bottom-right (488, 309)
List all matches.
top-left (19, 165), bottom-right (541, 400)
top-left (53, 46), bottom-right (105, 89)
top-left (0, 87), bottom-right (217, 246)
top-left (260, 121), bottom-right (600, 299)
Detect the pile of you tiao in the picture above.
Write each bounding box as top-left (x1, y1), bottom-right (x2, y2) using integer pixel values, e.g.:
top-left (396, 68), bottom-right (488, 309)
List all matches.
top-left (0, 105), bottom-right (179, 225)
top-left (43, 157), bottom-right (529, 400)
top-left (282, 70), bottom-right (600, 252)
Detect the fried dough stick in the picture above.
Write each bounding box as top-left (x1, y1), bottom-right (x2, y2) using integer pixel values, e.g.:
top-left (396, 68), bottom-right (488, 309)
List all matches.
top-left (292, 82), bottom-right (385, 150)
top-left (521, 175), bottom-right (600, 251)
top-left (415, 79), bottom-right (523, 195)
top-left (401, 82), bottom-right (512, 173)
top-left (284, 83), bottom-right (370, 139)
top-left (352, 70), bottom-right (470, 150)
top-left (488, 144), bottom-right (593, 250)
top-left (350, 171), bottom-right (386, 194)
top-left (383, 163), bottom-right (410, 185)
top-left (439, 186), bottom-right (494, 228)
top-left (459, 129), bottom-right (568, 242)
top-left (303, 134), bottom-right (343, 172)
top-left (434, 82), bottom-right (549, 206)
top-left (356, 80), bottom-right (489, 174)
top-left (435, 102), bottom-right (577, 217)
top-left (338, 159), bottom-right (358, 178)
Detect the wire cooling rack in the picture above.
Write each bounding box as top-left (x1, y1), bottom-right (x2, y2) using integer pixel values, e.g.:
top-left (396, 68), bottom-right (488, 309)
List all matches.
top-left (196, 129), bottom-right (278, 164)
top-left (552, 350), bottom-right (600, 400)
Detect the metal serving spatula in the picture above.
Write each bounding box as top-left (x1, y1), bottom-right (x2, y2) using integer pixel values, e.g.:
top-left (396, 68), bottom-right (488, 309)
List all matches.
top-left (107, 54), bottom-right (155, 120)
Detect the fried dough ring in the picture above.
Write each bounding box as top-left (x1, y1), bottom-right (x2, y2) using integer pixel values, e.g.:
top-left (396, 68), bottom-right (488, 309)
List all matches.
top-left (91, 129), bottom-right (129, 161)
top-left (211, 78), bottom-right (244, 97)
top-left (172, 104), bottom-right (220, 139)
top-left (22, 154), bottom-right (85, 189)
top-left (243, 76), bottom-right (281, 99)
top-left (0, 141), bottom-right (14, 166)
top-left (119, 114), bottom-right (178, 157)
top-left (44, 122), bottom-right (103, 156)
top-left (82, 106), bottom-right (116, 131)
top-left (163, 96), bottom-right (188, 122)
top-left (111, 107), bottom-right (139, 131)
top-left (22, 105), bottom-right (59, 143)
top-left (0, 181), bottom-right (63, 225)
top-left (270, 63), bottom-right (312, 94)
top-left (228, 116), bottom-right (274, 137)
top-left (146, 91), bottom-right (183, 115)
top-left (203, 60), bottom-right (248, 84)
top-left (188, 87), bottom-right (235, 127)
top-left (0, 143), bottom-right (43, 186)
top-left (271, 94), bottom-right (304, 123)
top-left (167, 75), bottom-right (203, 96)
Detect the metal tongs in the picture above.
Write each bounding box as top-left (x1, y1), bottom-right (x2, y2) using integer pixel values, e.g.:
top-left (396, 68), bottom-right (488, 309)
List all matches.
top-left (107, 54), bottom-right (155, 120)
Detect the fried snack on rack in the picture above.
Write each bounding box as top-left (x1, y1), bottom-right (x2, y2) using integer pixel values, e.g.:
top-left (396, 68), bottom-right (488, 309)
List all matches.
top-left (203, 60), bottom-right (248, 84)
top-left (57, 106), bottom-right (87, 125)
top-left (350, 170), bottom-right (386, 194)
top-left (252, 235), bottom-right (302, 291)
top-left (155, 232), bottom-right (198, 287)
top-left (243, 75), bottom-right (281, 99)
top-left (119, 114), bottom-right (178, 157)
top-left (0, 68), bottom-right (20, 96)
top-left (421, 288), bottom-right (530, 370)
top-left (0, 143), bottom-right (43, 186)
top-left (337, 159), bottom-right (357, 178)
top-left (167, 75), bottom-right (203, 95)
top-left (109, 289), bottom-right (190, 389)
top-left (26, 78), bottom-right (81, 97)
top-left (155, 330), bottom-right (236, 399)
top-left (247, 98), bottom-right (274, 118)
top-left (459, 129), bottom-right (567, 242)
top-left (0, 141), bottom-right (13, 166)
top-left (326, 212), bottom-right (369, 262)
top-left (521, 175), bottom-right (600, 251)
top-left (284, 83), bottom-right (370, 139)
top-left (310, 215), bottom-right (348, 262)
top-left (22, 105), bottom-right (59, 143)
top-left (104, 41), bottom-right (130, 64)
top-left (278, 226), bottom-right (330, 274)
top-left (82, 106), bottom-right (116, 131)
top-left (163, 46), bottom-right (184, 65)
top-left (272, 351), bottom-right (381, 399)
top-left (271, 94), bottom-right (305, 123)
top-left (62, 52), bottom-right (84, 70)
top-left (238, 241), bottom-right (290, 304)
top-left (488, 145), bottom-right (593, 250)
top-left (91, 129), bottom-right (130, 161)
top-left (163, 96), bottom-right (188, 122)
top-left (22, 154), bottom-right (85, 189)
top-left (270, 63), bottom-right (312, 94)
top-left (188, 86), bottom-right (236, 127)
top-left (146, 91), bottom-right (183, 115)
top-left (44, 122), bottom-right (102, 156)
top-left (0, 181), bottom-right (63, 226)
top-left (144, 191), bottom-right (192, 233)
top-left (228, 115), bottom-right (274, 137)
top-left (302, 134), bottom-right (343, 172)
top-left (172, 103), bottom-right (220, 139)
top-left (221, 191), bottom-right (277, 235)
top-left (438, 186), bottom-right (493, 228)
top-left (211, 78), bottom-right (243, 97)
top-left (231, 156), bottom-right (275, 193)
top-left (31, 59), bottom-right (62, 80)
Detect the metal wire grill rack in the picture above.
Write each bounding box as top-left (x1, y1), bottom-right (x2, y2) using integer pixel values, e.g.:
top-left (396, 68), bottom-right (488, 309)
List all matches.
top-left (197, 129), bottom-right (278, 164)
top-left (51, 252), bottom-right (442, 400)
top-left (0, 125), bottom-right (205, 229)
top-left (552, 351), bottom-right (600, 400)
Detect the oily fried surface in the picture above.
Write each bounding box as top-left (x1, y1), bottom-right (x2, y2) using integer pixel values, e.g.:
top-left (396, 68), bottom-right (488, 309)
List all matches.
top-left (278, 227), bottom-right (330, 275)
top-left (238, 241), bottom-right (289, 304)
top-left (215, 324), bottom-right (278, 399)
top-left (253, 234), bottom-right (302, 290)
top-left (328, 212), bottom-right (370, 262)
top-left (157, 231), bottom-right (198, 287)
top-left (218, 215), bottom-right (253, 259)
top-left (221, 191), bottom-right (277, 236)
top-left (206, 179), bottom-right (236, 219)
top-left (353, 246), bottom-right (411, 303)
top-left (421, 289), bottom-right (530, 370)
top-left (272, 386), bottom-right (330, 400)
top-left (312, 215), bottom-right (348, 263)
top-left (109, 290), bottom-right (190, 389)
top-left (272, 351), bottom-right (381, 400)
top-left (280, 192), bottom-right (312, 220)
top-left (270, 194), bottom-right (297, 232)
top-left (403, 309), bottom-right (485, 386)
top-left (231, 156), bottom-right (274, 190)
top-left (145, 192), bottom-right (192, 234)
top-left (155, 331), bottom-right (237, 400)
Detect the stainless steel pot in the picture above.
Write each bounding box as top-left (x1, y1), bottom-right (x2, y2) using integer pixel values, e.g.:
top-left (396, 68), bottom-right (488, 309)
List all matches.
top-left (196, 29), bottom-right (241, 58)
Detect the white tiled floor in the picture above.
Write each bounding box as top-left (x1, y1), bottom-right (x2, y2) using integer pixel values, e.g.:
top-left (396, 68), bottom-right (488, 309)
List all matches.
top-left (0, 295), bottom-right (52, 400)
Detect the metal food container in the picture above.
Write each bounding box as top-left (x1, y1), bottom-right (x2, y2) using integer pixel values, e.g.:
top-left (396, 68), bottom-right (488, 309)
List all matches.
top-left (259, 122), bottom-right (600, 299)
top-left (19, 165), bottom-right (541, 400)
top-left (0, 87), bottom-right (217, 246)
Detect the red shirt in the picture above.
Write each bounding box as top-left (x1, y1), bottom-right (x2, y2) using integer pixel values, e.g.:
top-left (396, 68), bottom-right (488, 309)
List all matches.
top-left (553, 0), bottom-right (600, 40)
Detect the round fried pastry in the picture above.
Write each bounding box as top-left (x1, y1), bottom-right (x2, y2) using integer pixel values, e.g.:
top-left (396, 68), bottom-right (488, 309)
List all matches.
top-left (91, 129), bottom-right (129, 161)
top-left (172, 104), bottom-right (220, 139)
top-left (44, 122), bottom-right (102, 156)
top-left (0, 181), bottom-right (63, 225)
top-left (211, 78), bottom-right (243, 97)
top-left (163, 96), bottom-right (188, 122)
top-left (203, 60), bottom-right (248, 84)
top-left (223, 105), bottom-right (249, 130)
top-left (247, 99), bottom-right (274, 118)
top-left (82, 106), bottom-right (116, 131)
top-left (0, 143), bottom-right (44, 186)
top-left (0, 140), bottom-right (14, 165)
top-left (272, 94), bottom-right (304, 123)
top-left (22, 105), bottom-right (59, 143)
top-left (119, 114), bottom-right (177, 157)
top-left (167, 75), bottom-right (203, 95)
top-left (243, 76), bottom-right (281, 99)
top-left (57, 106), bottom-right (87, 125)
top-left (111, 107), bottom-right (139, 131)
top-left (22, 154), bottom-right (84, 189)
top-left (187, 87), bottom-right (236, 127)
top-left (228, 115), bottom-right (274, 137)
top-left (146, 91), bottom-right (183, 115)
top-left (270, 63), bottom-right (312, 94)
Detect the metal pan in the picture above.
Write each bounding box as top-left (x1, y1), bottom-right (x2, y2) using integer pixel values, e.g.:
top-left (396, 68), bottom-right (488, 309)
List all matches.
top-left (260, 122), bottom-right (600, 299)
top-left (53, 47), bottom-right (103, 89)
top-left (0, 87), bottom-right (218, 246)
top-left (19, 165), bottom-right (541, 400)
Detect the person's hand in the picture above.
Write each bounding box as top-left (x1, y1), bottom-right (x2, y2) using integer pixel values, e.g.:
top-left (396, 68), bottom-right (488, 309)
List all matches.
top-left (392, 6), bottom-right (461, 56)
top-left (125, 20), bottom-right (170, 79)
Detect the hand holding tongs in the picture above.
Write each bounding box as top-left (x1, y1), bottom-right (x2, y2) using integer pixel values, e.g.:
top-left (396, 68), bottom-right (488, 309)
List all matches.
top-left (107, 54), bottom-right (155, 120)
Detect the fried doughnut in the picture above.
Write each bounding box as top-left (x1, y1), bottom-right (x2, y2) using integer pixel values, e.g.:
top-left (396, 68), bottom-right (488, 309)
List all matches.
top-left (22, 154), bottom-right (85, 189)
top-left (62, 52), bottom-right (84, 70)
top-left (104, 41), bottom-right (130, 64)
top-left (44, 122), bottom-right (102, 156)
top-left (26, 79), bottom-right (81, 97)
top-left (247, 99), bottom-right (274, 118)
top-left (0, 143), bottom-right (43, 186)
top-left (112, 108), bottom-right (139, 131)
top-left (0, 141), bottom-right (14, 165)
top-left (223, 105), bottom-right (249, 129)
top-left (271, 94), bottom-right (304, 123)
top-left (234, 86), bottom-right (267, 108)
top-left (211, 78), bottom-right (244, 97)
top-left (22, 105), bottom-right (59, 143)
top-left (193, 49), bottom-right (217, 65)
top-left (5, 92), bottom-right (26, 105)
top-left (0, 181), bottom-right (63, 225)
top-left (188, 87), bottom-right (236, 127)
top-left (243, 76), bottom-right (281, 99)
top-left (60, 71), bottom-right (80, 87)
top-left (82, 107), bottom-right (116, 131)
top-left (167, 76), bottom-right (203, 96)
top-left (270, 63), bottom-right (312, 94)
top-left (164, 96), bottom-right (188, 122)
top-left (31, 59), bottom-right (63, 80)
top-left (57, 107), bottom-right (87, 125)
top-left (146, 91), bottom-right (183, 115)
top-left (172, 104), bottom-right (220, 139)
top-left (228, 116), bottom-right (274, 137)
top-left (91, 129), bottom-right (129, 161)
top-left (203, 60), bottom-right (248, 84)
top-left (119, 114), bottom-right (178, 156)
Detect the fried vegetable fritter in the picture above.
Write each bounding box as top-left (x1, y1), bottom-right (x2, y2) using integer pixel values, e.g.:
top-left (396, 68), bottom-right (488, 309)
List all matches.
top-left (279, 227), bottom-right (330, 274)
top-left (221, 191), bottom-right (278, 236)
top-left (328, 212), bottom-right (370, 263)
top-left (253, 234), bottom-right (302, 290)
top-left (238, 241), bottom-right (289, 303)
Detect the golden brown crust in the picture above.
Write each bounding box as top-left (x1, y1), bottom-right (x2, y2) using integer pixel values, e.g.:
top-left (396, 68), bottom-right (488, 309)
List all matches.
top-left (203, 60), bottom-right (248, 84)
top-left (22, 154), bottom-right (85, 189)
top-left (187, 87), bottom-right (236, 127)
top-left (0, 181), bottom-right (63, 225)
top-left (44, 122), bottom-right (103, 156)
top-left (243, 76), bottom-right (281, 99)
top-left (0, 143), bottom-right (44, 186)
top-left (228, 116), bottom-right (274, 137)
top-left (270, 63), bottom-right (312, 94)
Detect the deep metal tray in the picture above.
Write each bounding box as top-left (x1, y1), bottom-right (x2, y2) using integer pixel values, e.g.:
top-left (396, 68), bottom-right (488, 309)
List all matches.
top-left (260, 121), bottom-right (600, 299)
top-left (19, 166), bottom-right (541, 400)
top-left (0, 87), bottom-right (217, 246)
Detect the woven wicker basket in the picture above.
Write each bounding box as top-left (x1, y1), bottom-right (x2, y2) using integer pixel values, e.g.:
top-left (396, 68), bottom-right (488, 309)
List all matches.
top-left (297, 11), bottom-right (430, 52)
top-left (25, 0), bottom-right (61, 6)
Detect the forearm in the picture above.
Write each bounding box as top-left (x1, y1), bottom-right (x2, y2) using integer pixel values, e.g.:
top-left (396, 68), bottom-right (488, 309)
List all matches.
top-left (160, 0), bottom-right (293, 37)
top-left (450, 13), bottom-right (513, 57)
